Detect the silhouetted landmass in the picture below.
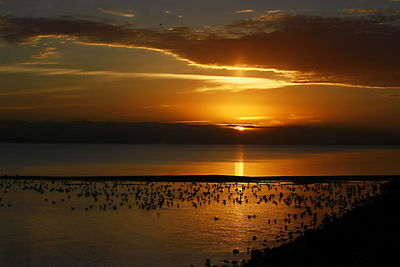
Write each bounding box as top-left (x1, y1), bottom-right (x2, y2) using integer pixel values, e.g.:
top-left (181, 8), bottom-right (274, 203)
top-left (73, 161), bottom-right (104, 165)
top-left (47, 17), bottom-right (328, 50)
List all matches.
top-left (1, 121), bottom-right (400, 145)
top-left (244, 181), bottom-right (400, 267)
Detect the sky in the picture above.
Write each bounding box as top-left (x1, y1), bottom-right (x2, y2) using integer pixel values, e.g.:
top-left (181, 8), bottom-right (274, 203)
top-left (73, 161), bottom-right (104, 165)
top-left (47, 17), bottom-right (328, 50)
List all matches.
top-left (1, 0), bottom-right (400, 131)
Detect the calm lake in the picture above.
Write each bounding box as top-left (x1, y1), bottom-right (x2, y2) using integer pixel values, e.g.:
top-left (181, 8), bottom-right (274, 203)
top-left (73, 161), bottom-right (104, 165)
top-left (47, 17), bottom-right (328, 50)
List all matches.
top-left (0, 179), bottom-right (386, 267)
top-left (0, 144), bottom-right (398, 266)
top-left (0, 144), bottom-right (400, 176)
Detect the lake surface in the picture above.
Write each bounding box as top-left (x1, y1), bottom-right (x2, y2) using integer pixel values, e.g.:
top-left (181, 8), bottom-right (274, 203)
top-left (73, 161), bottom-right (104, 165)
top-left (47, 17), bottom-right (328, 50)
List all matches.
top-left (0, 144), bottom-right (400, 176)
top-left (0, 179), bottom-right (386, 267)
top-left (0, 144), bottom-right (398, 266)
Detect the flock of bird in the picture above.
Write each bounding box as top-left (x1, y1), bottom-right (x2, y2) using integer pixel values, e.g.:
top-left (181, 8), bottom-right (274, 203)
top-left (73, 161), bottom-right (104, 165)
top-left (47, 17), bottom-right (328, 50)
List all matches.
top-left (0, 178), bottom-right (384, 267)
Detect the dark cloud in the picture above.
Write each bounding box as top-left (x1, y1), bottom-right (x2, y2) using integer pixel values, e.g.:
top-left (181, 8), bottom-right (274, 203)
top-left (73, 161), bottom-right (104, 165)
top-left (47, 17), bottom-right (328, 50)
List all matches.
top-left (1, 14), bottom-right (400, 87)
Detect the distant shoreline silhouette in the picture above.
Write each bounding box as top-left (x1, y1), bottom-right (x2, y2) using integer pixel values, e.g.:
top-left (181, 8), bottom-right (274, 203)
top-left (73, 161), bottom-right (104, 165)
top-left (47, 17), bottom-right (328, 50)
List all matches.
top-left (1, 121), bottom-right (400, 145)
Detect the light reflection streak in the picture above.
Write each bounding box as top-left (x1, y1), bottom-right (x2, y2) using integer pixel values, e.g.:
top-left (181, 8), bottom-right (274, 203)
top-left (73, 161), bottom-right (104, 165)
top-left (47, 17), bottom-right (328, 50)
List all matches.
top-left (235, 145), bottom-right (244, 176)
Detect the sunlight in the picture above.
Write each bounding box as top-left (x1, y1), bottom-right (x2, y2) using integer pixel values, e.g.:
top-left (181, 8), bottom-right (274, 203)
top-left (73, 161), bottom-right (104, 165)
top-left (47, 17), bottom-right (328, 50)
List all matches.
top-left (234, 126), bottom-right (245, 131)
top-left (234, 161), bottom-right (244, 176)
top-left (234, 145), bottom-right (245, 176)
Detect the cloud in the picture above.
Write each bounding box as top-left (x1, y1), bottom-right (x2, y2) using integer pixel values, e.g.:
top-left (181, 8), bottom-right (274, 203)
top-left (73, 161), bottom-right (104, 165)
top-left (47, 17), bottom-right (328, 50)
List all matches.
top-left (31, 47), bottom-right (57, 59)
top-left (235, 114), bottom-right (319, 127)
top-left (0, 106), bottom-right (36, 110)
top-left (237, 116), bottom-right (270, 120)
top-left (0, 65), bottom-right (294, 92)
top-left (148, 73), bottom-right (292, 92)
top-left (342, 8), bottom-right (381, 14)
top-left (19, 62), bottom-right (59, 65)
top-left (194, 76), bottom-right (292, 92)
top-left (235, 10), bottom-right (255, 14)
top-left (380, 93), bottom-right (400, 98)
top-left (46, 94), bottom-right (87, 100)
top-left (97, 8), bottom-right (135, 18)
top-left (0, 65), bottom-right (85, 75)
top-left (1, 14), bottom-right (400, 87)
top-left (0, 84), bottom-right (86, 96)
top-left (266, 10), bottom-right (281, 14)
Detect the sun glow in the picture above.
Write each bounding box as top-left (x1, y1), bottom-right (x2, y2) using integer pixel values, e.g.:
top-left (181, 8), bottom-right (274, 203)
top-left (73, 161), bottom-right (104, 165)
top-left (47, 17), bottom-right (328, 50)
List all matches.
top-left (234, 126), bottom-right (245, 131)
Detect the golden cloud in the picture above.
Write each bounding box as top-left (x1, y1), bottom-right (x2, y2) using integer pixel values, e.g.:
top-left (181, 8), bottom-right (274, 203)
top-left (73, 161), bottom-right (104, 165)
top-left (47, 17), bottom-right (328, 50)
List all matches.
top-left (97, 8), bottom-right (135, 18)
top-left (0, 65), bottom-right (294, 92)
top-left (235, 10), bottom-right (255, 14)
top-left (342, 8), bottom-right (381, 14)
top-left (1, 14), bottom-right (400, 88)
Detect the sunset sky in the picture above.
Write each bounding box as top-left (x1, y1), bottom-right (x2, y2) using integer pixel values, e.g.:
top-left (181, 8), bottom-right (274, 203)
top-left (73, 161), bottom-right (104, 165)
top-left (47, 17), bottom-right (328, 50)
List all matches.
top-left (1, 0), bottom-right (400, 131)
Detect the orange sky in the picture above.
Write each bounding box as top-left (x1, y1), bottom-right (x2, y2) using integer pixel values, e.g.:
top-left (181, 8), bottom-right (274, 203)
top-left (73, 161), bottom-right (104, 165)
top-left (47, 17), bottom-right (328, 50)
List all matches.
top-left (1, 2), bottom-right (400, 131)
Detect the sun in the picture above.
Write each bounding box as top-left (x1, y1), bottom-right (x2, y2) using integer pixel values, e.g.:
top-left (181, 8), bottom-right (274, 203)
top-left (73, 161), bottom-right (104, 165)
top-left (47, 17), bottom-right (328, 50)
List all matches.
top-left (234, 126), bottom-right (245, 131)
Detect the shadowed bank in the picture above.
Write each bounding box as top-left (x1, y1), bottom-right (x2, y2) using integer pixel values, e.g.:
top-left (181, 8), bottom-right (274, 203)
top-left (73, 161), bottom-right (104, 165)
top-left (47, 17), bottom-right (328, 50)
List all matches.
top-left (244, 180), bottom-right (400, 267)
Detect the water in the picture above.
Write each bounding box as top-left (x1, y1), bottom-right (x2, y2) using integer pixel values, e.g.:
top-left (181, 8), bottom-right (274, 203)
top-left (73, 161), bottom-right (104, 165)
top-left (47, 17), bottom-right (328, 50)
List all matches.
top-left (0, 144), bottom-right (400, 176)
top-left (0, 179), bottom-right (385, 267)
top-left (0, 144), bottom-right (398, 266)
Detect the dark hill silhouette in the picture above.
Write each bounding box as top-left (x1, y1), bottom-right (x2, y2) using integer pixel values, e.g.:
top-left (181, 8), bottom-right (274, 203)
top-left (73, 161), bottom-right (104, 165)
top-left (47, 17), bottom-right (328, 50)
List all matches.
top-left (1, 121), bottom-right (399, 145)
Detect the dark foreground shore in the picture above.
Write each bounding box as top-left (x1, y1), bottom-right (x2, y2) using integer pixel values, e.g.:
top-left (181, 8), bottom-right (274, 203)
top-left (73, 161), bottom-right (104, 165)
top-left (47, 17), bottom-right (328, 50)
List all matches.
top-left (244, 180), bottom-right (400, 267)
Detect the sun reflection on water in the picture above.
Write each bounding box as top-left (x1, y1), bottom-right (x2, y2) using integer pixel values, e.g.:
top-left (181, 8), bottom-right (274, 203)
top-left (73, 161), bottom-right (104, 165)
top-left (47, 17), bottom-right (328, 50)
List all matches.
top-left (235, 145), bottom-right (244, 176)
top-left (0, 178), bottom-right (386, 267)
